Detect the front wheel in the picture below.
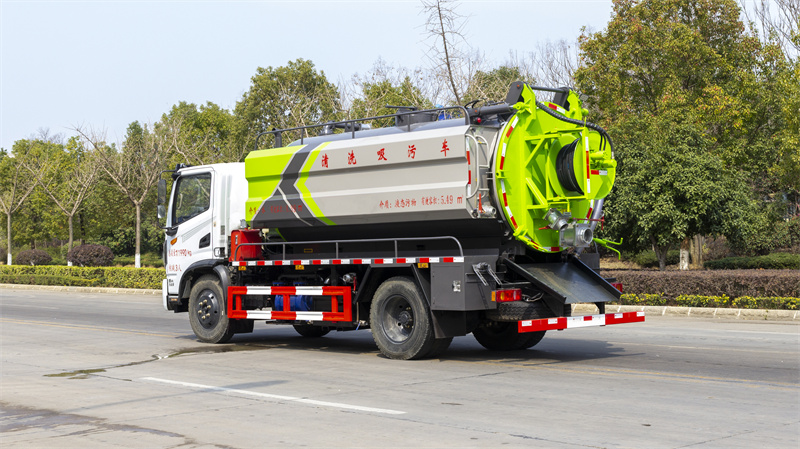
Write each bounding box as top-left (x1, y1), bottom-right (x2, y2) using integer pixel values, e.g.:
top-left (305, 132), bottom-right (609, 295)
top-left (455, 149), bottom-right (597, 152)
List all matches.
top-left (370, 276), bottom-right (439, 360)
top-left (189, 275), bottom-right (235, 343)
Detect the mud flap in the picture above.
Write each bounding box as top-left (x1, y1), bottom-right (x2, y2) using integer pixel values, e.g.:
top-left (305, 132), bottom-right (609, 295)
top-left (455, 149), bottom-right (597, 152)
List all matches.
top-left (502, 256), bottom-right (620, 316)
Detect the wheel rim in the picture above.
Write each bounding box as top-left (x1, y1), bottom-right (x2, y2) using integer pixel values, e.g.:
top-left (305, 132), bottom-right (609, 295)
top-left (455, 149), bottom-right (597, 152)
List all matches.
top-left (380, 294), bottom-right (414, 343)
top-left (195, 289), bottom-right (221, 330)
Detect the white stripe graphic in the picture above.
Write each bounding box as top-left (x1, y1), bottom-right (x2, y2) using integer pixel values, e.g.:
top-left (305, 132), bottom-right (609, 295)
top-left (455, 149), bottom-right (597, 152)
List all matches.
top-left (141, 377), bottom-right (405, 415)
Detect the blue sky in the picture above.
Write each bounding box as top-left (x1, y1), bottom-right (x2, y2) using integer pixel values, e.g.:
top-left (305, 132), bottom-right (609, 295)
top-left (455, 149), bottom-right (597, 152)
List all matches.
top-left (0, 0), bottom-right (614, 151)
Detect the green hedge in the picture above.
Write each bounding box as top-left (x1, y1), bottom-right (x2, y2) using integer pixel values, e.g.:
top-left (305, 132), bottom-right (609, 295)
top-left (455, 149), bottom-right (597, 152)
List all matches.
top-left (616, 293), bottom-right (800, 310)
top-left (0, 265), bottom-right (163, 289)
top-left (602, 269), bottom-right (799, 300)
top-left (704, 252), bottom-right (800, 270)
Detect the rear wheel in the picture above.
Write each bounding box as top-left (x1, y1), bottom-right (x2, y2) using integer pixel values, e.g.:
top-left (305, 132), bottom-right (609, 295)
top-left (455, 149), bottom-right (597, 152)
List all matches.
top-left (189, 275), bottom-right (235, 343)
top-left (370, 276), bottom-right (438, 360)
top-left (473, 321), bottom-right (546, 351)
top-left (293, 324), bottom-right (331, 338)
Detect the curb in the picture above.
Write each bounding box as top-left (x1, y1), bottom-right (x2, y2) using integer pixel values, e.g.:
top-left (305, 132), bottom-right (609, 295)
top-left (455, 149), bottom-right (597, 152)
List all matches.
top-left (0, 284), bottom-right (161, 295)
top-left (572, 303), bottom-right (800, 321)
top-left (2, 284), bottom-right (798, 322)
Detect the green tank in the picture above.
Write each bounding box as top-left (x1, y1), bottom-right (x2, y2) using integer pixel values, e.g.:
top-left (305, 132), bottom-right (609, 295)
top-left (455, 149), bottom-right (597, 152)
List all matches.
top-left (245, 83), bottom-right (616, 253)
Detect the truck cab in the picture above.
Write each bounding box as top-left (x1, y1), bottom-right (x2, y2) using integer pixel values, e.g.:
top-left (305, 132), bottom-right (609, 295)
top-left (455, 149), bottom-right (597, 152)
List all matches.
top-left (161, 163), bottom-right (247, 313)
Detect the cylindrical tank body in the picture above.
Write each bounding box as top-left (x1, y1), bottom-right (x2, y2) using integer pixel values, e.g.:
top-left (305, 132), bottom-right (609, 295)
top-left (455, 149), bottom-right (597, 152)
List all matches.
top-left (245, 84), bottom-right (616, 252)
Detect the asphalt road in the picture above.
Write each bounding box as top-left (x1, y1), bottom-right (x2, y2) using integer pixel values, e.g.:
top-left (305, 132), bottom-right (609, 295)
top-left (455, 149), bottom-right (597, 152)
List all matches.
top-left (1, 288), bottom-right (798, 448)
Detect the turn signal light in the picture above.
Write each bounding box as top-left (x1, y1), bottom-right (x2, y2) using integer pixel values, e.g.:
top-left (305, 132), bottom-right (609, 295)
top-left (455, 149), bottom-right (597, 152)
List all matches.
top-left (492, 288), bottom-right (522, 302)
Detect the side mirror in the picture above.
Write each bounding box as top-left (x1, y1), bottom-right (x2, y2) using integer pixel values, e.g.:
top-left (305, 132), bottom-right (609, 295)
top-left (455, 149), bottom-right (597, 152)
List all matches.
top-left (157, 205), bottom-right (166, 220)
top-left (157, 179), bottom-right (167, 205)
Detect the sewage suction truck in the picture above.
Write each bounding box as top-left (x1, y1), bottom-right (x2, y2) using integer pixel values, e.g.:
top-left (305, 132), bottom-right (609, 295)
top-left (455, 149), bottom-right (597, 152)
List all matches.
top-left (158, 82), bottom-right (643, 359)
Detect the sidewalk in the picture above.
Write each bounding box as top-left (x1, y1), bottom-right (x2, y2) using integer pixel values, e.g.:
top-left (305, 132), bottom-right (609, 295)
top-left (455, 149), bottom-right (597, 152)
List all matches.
top-left (3, 283), bottom-right (798, 321)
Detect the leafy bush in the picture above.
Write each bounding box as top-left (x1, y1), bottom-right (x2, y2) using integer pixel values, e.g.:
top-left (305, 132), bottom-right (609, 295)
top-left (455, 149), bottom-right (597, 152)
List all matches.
top-left (615, 293), bottom-right (799, 309)
top-left (67, 244), bottom-right (115, 267)
top-left (16, 249), bottom-right (53, 266)
top-left (113, 253), bottom-right (164, 268)
top-left (601, 269), bottom-right (799, 300)
top-left (630, 249), bottom-right (680, 268)
top-left (0, 265), bottom-right (162, 289)
top-left (618, 293), bottom-right (668, 306)
top-left (704, 252), bottom-right (800, 270)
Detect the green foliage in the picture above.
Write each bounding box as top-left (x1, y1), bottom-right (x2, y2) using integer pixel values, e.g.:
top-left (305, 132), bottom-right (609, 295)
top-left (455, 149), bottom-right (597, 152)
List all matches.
top-left (16, 249), bottom-right (53, 266)
top-left (349, 72), bottom-right (433, 128)
top-left (603, 109), bottom-right (755, 269)
top-left (67, 244), bottom-right (115, 267)
top-left (629, 249), bottom-right (680, 268)
top-left (157, 101), bottom-right (239, 165)
top-left (616, 292), bottom-right (799, 310)
top-left (604, 269), bottom-right (799, 299)
top-left (463, 65), bottom-right (529, 106)
top-left (575, 0), bottom-right (792, 270)
top-left (618, 293), bottom-right (668, 306)
top-left (113, 253), bottom-right (163, 268)
top-left (704, 252), bottom-right (800, 270)
top-left (0, 265), bottom-right (162, 289)
top-left (234, 58), bottom-right (341, 152)
top-left (674, 294), bottom-right (731, 308)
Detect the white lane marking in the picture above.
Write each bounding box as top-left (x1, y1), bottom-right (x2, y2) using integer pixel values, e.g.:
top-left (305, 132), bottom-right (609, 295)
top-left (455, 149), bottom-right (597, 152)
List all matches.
top-left (141, 377), bottom-right (405, 415)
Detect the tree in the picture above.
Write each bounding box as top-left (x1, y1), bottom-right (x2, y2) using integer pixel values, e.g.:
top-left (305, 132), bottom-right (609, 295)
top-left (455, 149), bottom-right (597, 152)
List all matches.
top-left (576, 0), bottom-right (784, 268)
top-left (604, 109), bottom-right (756, 270)
top-left (77, 123), bottom-right (166, 268)
top-left (22, 136), bottom-right (99, 259)
top-left (158, 101), bottom-right (240, 165)
top-left (0, 144), bottom-right (38, 264)
top-left (233, 59), bottom-right (340, 152)
top-left (463, 65), bottom-right (530, 105)
top-left (421, 0), bottom-right (475, 105)
top-left (344, 59), bottom-right (435, 127)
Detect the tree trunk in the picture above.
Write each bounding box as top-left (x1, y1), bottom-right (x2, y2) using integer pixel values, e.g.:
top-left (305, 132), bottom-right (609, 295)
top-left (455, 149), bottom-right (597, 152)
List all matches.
top-left (135, 202), bottom-right (142, 268)
top-left (691, 235), bottom-right (704, 268)
top-left (679, 237), bottom-right (691, 271)
top-left (6, 212), bottom-right (11, 265)
top-left (67, 214), bottom-right (74, 266)
top-left (651, 236), bottom-right (668, 271)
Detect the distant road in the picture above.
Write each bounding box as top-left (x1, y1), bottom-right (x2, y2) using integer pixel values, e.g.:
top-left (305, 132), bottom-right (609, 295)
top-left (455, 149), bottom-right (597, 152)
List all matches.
top-left (2, 288), bottom-right (798, 448)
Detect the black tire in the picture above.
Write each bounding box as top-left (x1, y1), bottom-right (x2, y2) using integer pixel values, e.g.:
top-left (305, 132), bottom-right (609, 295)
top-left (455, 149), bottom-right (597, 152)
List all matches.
top-left (486, 300), bottom-right (552, 322)
top-left (370, 276), bottom-right (437, 360)
top-left (293, 324), bottom-right (331, 338)
top-left (473, 321), bottom-right (546, 351)
top-left (189, 275), bottom-right (235, 343)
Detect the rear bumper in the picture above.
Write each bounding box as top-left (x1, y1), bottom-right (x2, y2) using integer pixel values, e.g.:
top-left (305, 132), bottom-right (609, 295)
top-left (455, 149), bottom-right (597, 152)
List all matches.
top-left (518, 311), bottom-right (645, 333)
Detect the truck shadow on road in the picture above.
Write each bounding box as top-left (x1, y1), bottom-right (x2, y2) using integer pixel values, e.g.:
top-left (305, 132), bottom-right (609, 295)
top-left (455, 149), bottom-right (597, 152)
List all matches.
top-left (175, 328), bottom-right (640, 364)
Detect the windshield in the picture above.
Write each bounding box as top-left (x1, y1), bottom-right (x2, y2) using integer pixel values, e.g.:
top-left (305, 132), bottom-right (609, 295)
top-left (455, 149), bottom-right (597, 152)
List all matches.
top-left (172, 173), bottom-right (211, 225)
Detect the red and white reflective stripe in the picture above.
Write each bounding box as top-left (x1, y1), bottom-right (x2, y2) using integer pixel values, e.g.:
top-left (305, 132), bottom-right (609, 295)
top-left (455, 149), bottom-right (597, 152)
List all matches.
top-left (500, 143), bottom-right (507, 170)
top-left (228, 285), bottom-right (352, 322)
top-left (231, 256), bottom-right (463, 267)
top-left (500, 179), bottom-right (517, 228)
top-left (505, 116), bottom-right (519, 138)
top-left (518, 311), bottom-right (645, 333)
top-left (466, 148), bottom-right (472, 186)
top-left (547, 103), bottom-right (567, 115)
top-left (584, 134), bottom-right (591, 194)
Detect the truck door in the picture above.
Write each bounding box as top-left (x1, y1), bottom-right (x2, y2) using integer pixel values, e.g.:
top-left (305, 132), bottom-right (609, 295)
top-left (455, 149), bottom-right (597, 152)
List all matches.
top-left (165, 170), bottom-right (214, 296)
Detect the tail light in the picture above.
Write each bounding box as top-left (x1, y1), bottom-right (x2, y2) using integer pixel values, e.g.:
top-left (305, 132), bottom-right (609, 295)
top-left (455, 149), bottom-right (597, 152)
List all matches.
top-left (492, 288), bottom-right (522, 302)
top-left (611, 282), bottom-right (623, 293)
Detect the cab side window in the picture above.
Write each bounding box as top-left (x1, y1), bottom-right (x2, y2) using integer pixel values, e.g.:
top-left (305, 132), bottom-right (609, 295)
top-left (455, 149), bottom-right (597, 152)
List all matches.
top-left (173, 173), bottom-right (211, 225)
